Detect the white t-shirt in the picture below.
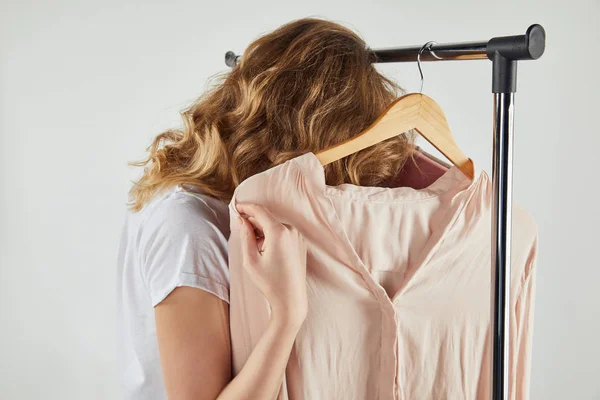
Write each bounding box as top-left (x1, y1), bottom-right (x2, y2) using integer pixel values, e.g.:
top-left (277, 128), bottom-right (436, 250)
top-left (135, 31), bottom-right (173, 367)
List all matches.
top-left (116, 184), bottom-right (230, 400)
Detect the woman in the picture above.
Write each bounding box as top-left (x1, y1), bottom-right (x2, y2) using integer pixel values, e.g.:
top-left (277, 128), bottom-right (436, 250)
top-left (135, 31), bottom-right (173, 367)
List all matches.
top-left (117, 17), bottom-right (414, 400)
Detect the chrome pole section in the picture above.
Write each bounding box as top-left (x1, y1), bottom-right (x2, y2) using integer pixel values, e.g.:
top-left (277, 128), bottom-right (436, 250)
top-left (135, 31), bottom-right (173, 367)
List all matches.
top-left (491, 92), bottom-right (515, 400)
top-left (370, 41), bottom-right (488, 62)
top-left (226, 42), bottom-right (489, 66)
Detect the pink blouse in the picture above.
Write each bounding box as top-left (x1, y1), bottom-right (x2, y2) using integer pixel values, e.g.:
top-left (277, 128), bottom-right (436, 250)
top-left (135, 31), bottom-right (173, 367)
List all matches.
top-left (228, 152), bottom-right (538, 400)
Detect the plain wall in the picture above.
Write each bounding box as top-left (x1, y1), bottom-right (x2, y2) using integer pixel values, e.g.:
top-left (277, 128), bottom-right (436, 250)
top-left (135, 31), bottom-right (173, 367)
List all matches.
top-left (1, 0), bottom-right (598, 399)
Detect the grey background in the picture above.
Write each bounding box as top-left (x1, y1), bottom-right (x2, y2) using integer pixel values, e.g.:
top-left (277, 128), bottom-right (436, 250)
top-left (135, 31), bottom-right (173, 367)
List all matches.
top-left (1, 0), bottom-right (598, 399)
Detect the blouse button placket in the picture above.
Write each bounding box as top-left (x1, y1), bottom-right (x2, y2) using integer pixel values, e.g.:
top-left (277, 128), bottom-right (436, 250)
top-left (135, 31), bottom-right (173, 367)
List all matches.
top-left (378, 292), bottom-right (400, 400)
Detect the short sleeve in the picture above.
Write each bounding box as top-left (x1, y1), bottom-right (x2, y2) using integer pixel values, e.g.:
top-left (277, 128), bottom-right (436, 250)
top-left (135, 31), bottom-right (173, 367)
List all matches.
top-left (138, 191), bottom-right (230, 307)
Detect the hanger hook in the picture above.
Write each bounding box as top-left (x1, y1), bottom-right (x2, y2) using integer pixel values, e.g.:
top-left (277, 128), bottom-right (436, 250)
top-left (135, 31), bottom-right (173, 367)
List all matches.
top-left (417, 41), bottom-right (438, 94)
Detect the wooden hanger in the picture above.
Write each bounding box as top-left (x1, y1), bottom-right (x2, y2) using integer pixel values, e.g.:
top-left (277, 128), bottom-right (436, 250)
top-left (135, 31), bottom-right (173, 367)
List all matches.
top-left (315, 93), bottom-right (474, 179)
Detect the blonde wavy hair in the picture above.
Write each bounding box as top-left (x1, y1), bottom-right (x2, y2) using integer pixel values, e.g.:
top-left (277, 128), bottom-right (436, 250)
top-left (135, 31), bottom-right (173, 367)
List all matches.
top-left (128, 17), bottom-right (414, 212)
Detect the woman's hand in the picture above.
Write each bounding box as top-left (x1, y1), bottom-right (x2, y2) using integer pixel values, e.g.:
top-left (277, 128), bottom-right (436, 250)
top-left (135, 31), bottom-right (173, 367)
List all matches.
top-left (236, 203), bottom-right (308, 327)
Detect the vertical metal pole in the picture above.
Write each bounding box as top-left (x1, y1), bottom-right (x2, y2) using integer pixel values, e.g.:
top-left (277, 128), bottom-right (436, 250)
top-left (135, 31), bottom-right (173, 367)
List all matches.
top-left (490, 92), bottom-right (515, 400)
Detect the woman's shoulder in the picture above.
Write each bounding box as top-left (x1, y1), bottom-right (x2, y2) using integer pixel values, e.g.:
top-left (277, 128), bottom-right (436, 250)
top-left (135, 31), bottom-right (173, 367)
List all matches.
top-left (140, 184), bottom-right (230, 236)
top-left (131, 184), bottom-right (231, 306)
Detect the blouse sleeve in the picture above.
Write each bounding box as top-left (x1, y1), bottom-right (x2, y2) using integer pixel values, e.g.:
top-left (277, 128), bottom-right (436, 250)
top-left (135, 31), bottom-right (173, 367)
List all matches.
top-left (138, 192), bottom-right (230, 307)
top-left (510, 237), bottom-right (538, 400)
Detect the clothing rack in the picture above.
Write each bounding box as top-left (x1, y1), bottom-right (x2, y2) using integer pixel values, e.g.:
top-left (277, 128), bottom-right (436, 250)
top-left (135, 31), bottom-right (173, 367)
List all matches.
top-left (224, 24), bottom-right (546, 400)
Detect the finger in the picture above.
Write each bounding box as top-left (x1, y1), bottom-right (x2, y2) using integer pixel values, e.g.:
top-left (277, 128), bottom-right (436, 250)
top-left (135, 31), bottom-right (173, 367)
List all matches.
top-left (236, 203), bottom-right (281, 235)
top-left (237, 216), bottom-right (259, 263)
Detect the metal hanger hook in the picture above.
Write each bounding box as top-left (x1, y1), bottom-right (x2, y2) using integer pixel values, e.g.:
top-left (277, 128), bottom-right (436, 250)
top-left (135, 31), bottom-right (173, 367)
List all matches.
top-left (417, 41), bottom-right (438, 93)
